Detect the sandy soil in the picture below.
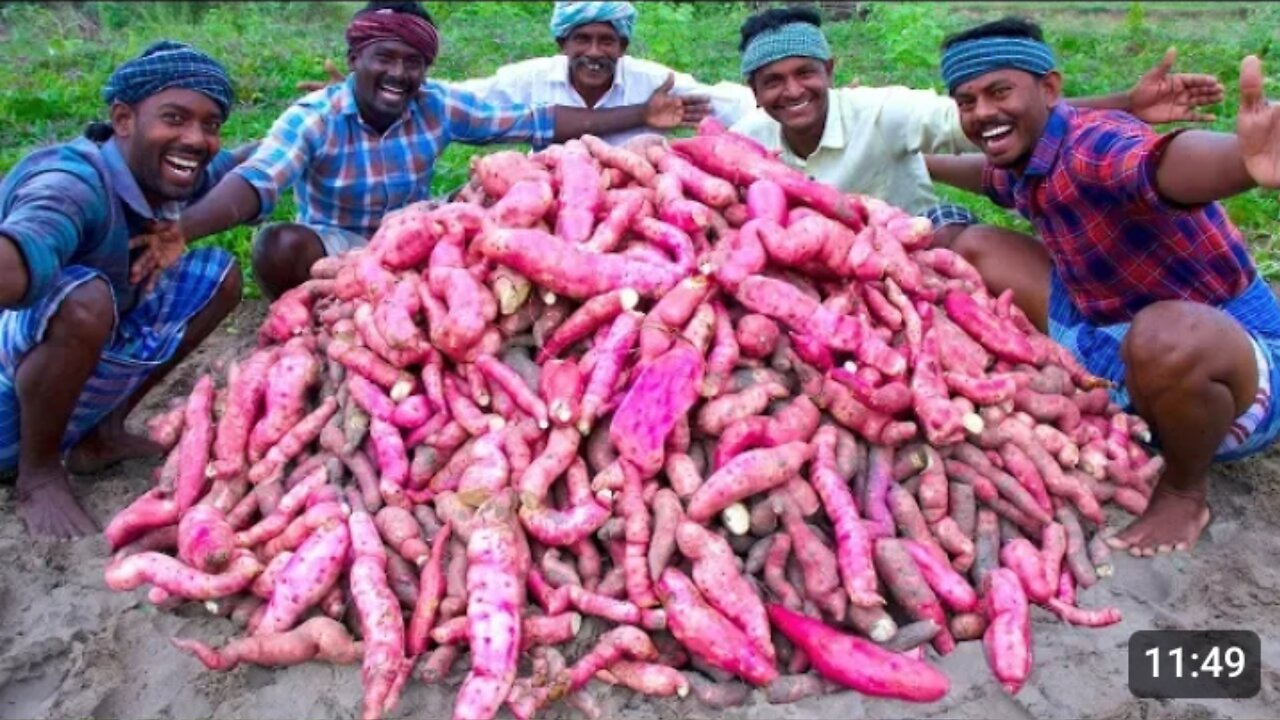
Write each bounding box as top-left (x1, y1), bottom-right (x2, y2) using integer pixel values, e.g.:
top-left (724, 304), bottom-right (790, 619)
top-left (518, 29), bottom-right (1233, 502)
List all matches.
top-left (1, 298), bottom-right (1278, 720)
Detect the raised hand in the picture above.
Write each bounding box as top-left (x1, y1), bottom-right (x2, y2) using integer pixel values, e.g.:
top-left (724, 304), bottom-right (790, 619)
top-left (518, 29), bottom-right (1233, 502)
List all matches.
top-left (1128, 47), bottom-right (1225, 124)
top-left (643, 73), bottom-right (712, 129)
top-left (129, 219), bottom-right (187, 295)
top-left (1237, 55), bottom-right (1280, 189)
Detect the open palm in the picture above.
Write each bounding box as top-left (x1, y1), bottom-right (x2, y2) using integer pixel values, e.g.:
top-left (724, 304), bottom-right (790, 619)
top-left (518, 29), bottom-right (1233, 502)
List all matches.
top-left (1129, 48), bottom-right (1225, 124)
top-left (1237, 55), bottom-right (1280, 189)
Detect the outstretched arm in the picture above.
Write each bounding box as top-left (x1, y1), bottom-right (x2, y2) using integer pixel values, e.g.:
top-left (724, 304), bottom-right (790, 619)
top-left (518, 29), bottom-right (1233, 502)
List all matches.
top-left (1154, 55), bottom-right (1274, 204)
top-left (924, 154), bottom-right (986, 194)
top-left (550, 74), bottom-right (710, 143)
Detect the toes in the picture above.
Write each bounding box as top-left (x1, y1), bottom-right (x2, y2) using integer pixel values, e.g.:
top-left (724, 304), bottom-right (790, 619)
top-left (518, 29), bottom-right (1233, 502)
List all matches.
top-left (1106, 535), bottom-right (1132, 550)
top-left (1155, 543), bottom-right (1174, 554)
top-left (1174, 541), bottom-right (1190, 552)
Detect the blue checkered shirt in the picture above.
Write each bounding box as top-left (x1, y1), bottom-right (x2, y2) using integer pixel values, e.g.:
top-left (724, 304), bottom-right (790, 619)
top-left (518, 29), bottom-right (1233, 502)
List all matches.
top-left (233, 76), bottom-right (556, 238)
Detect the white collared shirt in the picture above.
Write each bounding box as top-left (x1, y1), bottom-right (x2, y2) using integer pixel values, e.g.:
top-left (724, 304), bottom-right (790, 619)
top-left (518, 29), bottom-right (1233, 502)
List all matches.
top-left (731, 86), bottom-right (979, 215)
top-left (447, 55), bottom-right (758, 147)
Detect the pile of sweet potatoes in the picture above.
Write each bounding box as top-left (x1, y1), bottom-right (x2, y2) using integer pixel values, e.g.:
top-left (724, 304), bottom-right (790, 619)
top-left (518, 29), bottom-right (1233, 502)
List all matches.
top-left (103, 119), bottom-right (1152, 720)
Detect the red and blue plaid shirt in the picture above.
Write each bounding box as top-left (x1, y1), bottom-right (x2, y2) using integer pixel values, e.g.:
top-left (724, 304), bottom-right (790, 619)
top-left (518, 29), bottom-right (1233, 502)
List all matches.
top-left (984, 103), bottom-right (1255, 325)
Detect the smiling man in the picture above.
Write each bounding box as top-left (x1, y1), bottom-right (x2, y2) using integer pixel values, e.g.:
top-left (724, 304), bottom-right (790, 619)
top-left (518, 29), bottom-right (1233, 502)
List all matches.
top-left (448, 1), bottom-right (755, 147)
top-left (0, 41), bottom-right (244, 538)
top-left (927, 17), bottom-right (1280, 558)
top-left (730, 6), bottom-right (1226, 243)
top-left (135, 1), bottom-right (711, 300)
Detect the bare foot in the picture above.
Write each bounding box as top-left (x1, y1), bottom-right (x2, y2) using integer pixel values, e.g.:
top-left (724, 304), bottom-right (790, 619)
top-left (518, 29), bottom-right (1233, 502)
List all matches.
top-left (65, 420), bottom-right (165, 475)
top-left (17, 466), bottom-right (99, 539)
top-left (1106, 486), bottom-right (1211, 557)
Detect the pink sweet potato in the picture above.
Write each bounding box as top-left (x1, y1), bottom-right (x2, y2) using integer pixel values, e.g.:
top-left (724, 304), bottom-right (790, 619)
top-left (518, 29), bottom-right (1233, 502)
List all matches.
top-left (656, 568), bottom-right (777, 686)
top-left (686, 442), bottom-right (813, 523)
top-left (768, 604), bottom-right (948, 702)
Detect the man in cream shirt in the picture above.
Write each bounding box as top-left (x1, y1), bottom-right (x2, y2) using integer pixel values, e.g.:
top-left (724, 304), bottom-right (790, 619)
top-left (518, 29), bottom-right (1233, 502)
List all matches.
top-left (730, 5), bottom-right (1227, 240)
top-left (453, 1), bottom-right (756, 147)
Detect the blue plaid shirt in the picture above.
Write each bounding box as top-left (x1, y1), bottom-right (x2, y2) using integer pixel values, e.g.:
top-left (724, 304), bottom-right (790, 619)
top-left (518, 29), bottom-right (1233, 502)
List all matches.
top-left (232, 76), bottom-right (556, 238)
top-left (0, 135), bottom-right (235, 312)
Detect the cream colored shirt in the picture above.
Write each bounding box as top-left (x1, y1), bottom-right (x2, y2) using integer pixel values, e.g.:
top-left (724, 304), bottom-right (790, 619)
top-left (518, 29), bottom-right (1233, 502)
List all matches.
top-left (730, 86), bottom-right (979, 215)
top-left (449, 55), bottom-right (758, 148)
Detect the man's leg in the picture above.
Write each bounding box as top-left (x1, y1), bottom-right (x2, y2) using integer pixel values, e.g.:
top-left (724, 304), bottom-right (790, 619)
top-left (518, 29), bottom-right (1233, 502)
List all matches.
top-left (15, 278), bottom-right (114, 538)
top-left (945, 224), bottom-right (1054, 331)
top-left (65, 263), bottom-right (244, 474)
top-left (1109, 300), bottom-right (1258, 556)
top-left (252, 224), bottom-right (327, 301)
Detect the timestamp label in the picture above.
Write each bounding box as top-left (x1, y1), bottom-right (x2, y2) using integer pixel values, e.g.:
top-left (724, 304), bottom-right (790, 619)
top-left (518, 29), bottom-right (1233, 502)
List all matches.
top-left (1128, 630), bottom-right (1261, 699)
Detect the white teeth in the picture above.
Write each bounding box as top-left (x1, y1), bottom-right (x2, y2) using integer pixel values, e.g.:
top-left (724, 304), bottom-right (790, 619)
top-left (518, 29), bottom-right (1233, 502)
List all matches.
top-left (982, 125), bottom-right (1013, 139)
top-left (785, 99), bottom-right (810, 110)
top-left (165, 155), bottom-right (198, 172)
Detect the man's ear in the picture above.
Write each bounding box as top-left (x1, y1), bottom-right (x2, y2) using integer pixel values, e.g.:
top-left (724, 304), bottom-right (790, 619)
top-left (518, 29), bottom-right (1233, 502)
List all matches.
top-left (109, 101), bottom-right (135, 139)
top-left (620, 37), bottom-right (630, 53)
top-left (824, 58), bottom-right (837, 87)
top-left (1041, 70), bottom-right (1063, 104)
top-left (347, 49), bottom-right (359, 72)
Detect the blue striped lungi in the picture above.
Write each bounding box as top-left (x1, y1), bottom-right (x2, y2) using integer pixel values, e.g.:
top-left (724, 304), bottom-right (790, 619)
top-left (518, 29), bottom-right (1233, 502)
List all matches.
top-left (1047, 270), bottom-right (1280, 462)
top-left (0, 248), bottom-right (233, 470)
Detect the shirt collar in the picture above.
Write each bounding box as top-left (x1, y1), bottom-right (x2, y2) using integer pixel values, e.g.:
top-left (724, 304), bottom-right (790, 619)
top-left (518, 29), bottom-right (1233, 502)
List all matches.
top-left (1023, 102), bottom-right (1072, 178)
top-left (99, 136), bottom-right (156, 219)
top-left (816, 89), bottom-right (846, 150)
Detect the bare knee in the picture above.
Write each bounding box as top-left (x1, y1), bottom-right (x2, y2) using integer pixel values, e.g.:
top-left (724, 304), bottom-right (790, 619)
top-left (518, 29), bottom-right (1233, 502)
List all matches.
top-left (1123, 301), bottom-right (1255, 411)
top-left (47, 278), bottom-right (114, 350)
top-left (252, 226), bottom-right (324, 300)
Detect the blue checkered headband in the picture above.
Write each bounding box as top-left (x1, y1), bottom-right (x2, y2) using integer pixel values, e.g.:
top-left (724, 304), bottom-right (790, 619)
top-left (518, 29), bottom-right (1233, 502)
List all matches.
top-left (102, 40), bottom-right (234, 116)
top-left (549, 2), bottom-right (637, 40)
top-left (740, 21), bottom-right (831, 78)
top-left (940, 36), bottom-right (1056, 94)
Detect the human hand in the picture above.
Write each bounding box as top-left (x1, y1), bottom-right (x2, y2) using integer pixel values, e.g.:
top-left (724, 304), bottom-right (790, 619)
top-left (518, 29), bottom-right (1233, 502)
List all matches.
top-left (1128, 47), bottom-right (1225, 124)
top-left (644, 73), bottom-right (712, 129)
top-left (129, 219), bottom-right (187, 295)
top-left (1237, 55), bottom-right (1280, 189)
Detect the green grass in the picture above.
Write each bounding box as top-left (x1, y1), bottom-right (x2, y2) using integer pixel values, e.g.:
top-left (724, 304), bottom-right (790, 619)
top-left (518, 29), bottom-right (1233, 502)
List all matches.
top-left (2, 1), bottom-right (1279, 296)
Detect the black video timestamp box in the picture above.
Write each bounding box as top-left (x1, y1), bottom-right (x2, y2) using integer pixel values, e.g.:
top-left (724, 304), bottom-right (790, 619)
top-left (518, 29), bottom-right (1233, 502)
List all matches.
top-left (1128, 630), bottom-right (1261, 699)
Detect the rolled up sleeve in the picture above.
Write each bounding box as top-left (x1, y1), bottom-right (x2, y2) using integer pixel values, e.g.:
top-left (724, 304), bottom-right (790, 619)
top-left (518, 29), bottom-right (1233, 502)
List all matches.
top-left (231, 105), bottom-right (322, 222)
top-left (0, 170), bottom-right (103, 308)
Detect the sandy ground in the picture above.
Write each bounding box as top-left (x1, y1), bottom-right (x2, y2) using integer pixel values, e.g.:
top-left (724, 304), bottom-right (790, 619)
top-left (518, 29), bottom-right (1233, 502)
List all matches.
top-left (1, 298), bottom-right (1278, 720)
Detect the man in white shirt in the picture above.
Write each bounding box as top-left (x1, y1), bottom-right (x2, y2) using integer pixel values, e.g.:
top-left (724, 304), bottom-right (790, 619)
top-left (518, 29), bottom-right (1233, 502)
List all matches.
top-left (730, 5), bottom-right (1225, 242)
top-left (450, 1), bottom-right (757, 147)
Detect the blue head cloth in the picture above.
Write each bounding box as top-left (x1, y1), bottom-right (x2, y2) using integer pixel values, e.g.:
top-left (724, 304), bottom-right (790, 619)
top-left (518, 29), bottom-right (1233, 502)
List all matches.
top-left (740, 21), bottom-right (831, 78)
top-left (103, 40), bottom-right (234, 117)
top-left (940, 36), bottom-right (1056, 94)
top-left (550, 2), bottom-right (637, 41)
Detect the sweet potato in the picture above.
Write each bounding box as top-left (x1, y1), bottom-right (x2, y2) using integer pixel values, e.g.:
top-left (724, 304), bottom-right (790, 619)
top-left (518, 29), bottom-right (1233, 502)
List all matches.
top-left (656, 568), bottom-right (777, 686)
top-left (686, 442), bottom-right (813, 523)
top-left (768, 604), bottom-right (948, 702)
top-left (172, 616), bottom-right (361, 671)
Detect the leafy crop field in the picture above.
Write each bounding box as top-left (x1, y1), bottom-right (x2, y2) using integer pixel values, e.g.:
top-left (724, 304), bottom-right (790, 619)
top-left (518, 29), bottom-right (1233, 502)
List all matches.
top-left (2, 1), bottom-right (1278, 296)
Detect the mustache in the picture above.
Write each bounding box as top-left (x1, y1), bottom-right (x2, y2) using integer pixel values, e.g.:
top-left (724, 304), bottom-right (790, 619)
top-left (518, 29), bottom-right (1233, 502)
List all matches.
top-left (570, 56), bottom-right (615, 74)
